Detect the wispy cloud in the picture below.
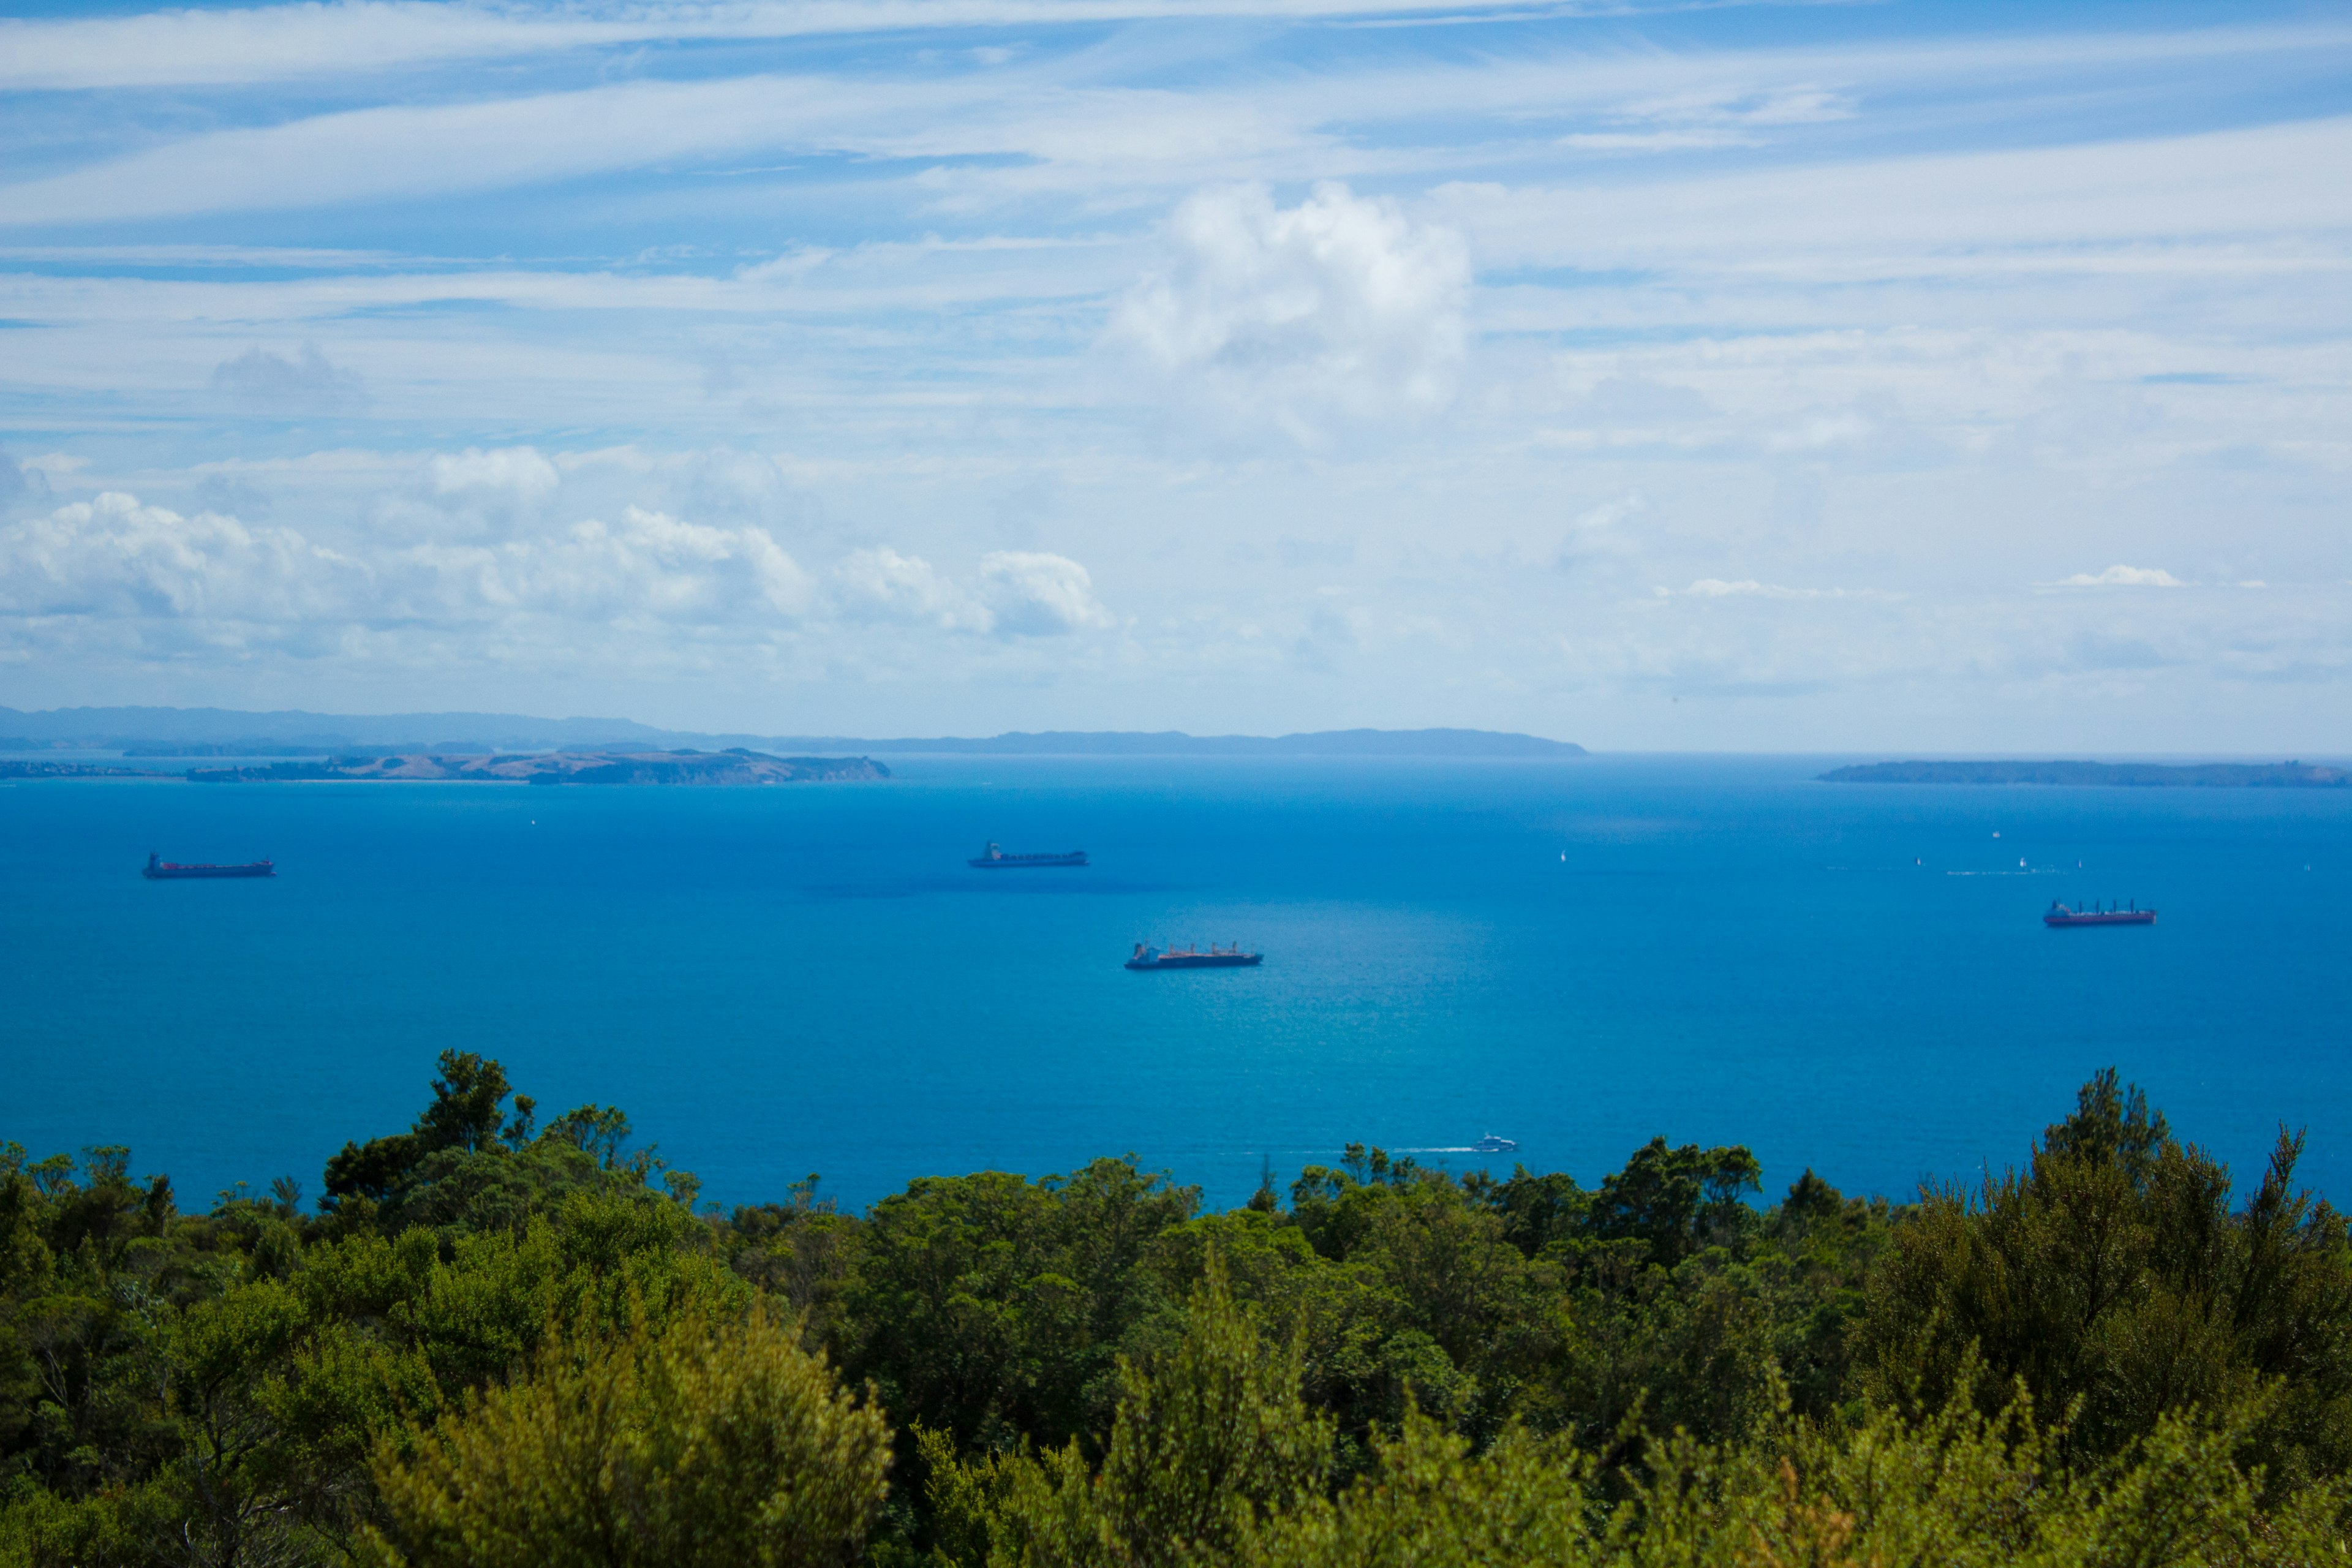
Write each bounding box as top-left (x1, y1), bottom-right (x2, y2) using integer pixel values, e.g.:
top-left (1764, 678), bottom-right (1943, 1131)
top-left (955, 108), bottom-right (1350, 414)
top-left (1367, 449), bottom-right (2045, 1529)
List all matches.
top-left (211, 342), bottom-right (368, 412)
top-left (0, 0), bottom-right (1727, 90)
top-left (1655, 579), bottom-right (1893, 600)
top-left (1, 4), bottom-right (2348, 742)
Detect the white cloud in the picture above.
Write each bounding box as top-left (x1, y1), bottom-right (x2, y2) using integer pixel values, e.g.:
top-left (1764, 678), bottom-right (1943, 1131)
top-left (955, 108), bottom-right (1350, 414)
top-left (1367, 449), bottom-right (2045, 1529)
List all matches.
top-left (211, 342), bottom-right (366, 411)
top-left (0, 492), bottom-right (362, 622)
top-left (830, 546), bottom-right (1112, 636)
top-left (979, 551), bottom-right (1114, 635)
top-left (1109, 182), bottom-right (1470, 426)
top-left (1436, 115), bottom-right (2352, 278)
top-left (2049, 565), bottom-right (2187, 588)
top-left (0, 74), bottom-right (880, 227)
top-left (1556, 493), bottom-right (1645, 568)
top-left (15, 454), bottom-right (88, 477)
top-left (429, 446), bottom-right (560, 502)
top-left (1765, 412), bottom-right (1873, 453)
top-left (0, 0), bottom-right (1786, 91)
top-left (0, 491), bottom-right (811, 632)
top-left (4, 13), bottom-right (2351, 741)
top-left (503, 508), bottom-right (813, 621)
top-left (831, 546), bottom-right (987, 632)
top-left (1657, 579), bottom-right (1892, 600)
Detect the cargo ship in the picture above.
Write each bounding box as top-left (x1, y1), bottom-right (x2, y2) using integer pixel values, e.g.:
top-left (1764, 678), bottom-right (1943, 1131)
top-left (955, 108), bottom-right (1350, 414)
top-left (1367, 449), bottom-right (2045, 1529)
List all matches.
top-left (969, 842), bottom-right (1087, 869)
top-left (143, 852), bottom-right (274, 880)
top-left (2044, 899), bottom-right (2154, 927)
top-left (1126, 943), bottom-right (1261, 970)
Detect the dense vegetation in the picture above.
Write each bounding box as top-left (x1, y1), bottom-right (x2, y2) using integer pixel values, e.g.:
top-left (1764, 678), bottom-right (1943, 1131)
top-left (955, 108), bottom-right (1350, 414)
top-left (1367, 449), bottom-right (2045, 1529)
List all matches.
top-left (5, 1057), bottom-right (2348, 1566)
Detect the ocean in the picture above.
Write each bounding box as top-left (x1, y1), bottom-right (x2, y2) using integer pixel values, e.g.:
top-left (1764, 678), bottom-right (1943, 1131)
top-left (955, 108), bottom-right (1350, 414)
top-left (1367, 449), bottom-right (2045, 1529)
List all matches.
top-left (4, 755), bottom-right (2348, 1213)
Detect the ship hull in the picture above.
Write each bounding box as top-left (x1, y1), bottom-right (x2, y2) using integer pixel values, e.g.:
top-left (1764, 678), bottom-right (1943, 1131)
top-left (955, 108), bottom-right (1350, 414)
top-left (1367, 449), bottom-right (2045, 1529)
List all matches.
top-left (1126, 954), bottom-right (1262, 969)
top-left (2044, 911), bottom-right (2155, 927)
top-left (144, 862), bottom-right (274, 880)
top-left (970, 853), bottom-right (1088, 869)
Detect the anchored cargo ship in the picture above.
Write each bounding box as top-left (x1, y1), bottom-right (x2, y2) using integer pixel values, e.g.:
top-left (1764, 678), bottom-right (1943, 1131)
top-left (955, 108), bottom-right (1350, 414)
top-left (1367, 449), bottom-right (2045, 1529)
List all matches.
top-left (969, 841), bottom-right (1088, 869)
top-left (143, 852), bottom-right (274, 880)
top-left (1126, 943), bottom-right (1261, 970)
top-left (2044, 899), bottom-right (2155, 927)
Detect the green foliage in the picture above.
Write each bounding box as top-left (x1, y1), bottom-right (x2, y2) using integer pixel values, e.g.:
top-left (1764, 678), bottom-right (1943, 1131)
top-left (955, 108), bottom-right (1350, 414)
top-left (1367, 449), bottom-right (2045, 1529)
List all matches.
top-left (322, 1051), bottom-right (680, 1234)
top-left (0, 1061), bottom-right (722, 1568)
top-left (2, 1061), bottom-right (2348, 1566)
top-left (831, 1159), bottom-right (1199, 1458)
top-left (361, 1305), bottom-right (890, 1568)
top-left (1858, 1068), bottom-right (2352, 1485)
top-left (922, 1256), bottom-right (1333, 1567)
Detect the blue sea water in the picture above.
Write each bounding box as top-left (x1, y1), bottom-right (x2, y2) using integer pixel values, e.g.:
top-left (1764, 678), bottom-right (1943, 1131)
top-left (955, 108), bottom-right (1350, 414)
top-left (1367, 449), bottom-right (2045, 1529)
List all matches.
top-left (3, 755), bottom-right (2348, 1214)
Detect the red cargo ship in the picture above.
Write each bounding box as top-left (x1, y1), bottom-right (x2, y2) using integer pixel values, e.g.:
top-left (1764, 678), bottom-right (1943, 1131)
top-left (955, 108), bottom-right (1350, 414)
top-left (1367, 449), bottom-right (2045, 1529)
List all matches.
top-left (2043, 899), bottom-right (2154, 927)
top-left (143, 852), bottom-right (274, 880)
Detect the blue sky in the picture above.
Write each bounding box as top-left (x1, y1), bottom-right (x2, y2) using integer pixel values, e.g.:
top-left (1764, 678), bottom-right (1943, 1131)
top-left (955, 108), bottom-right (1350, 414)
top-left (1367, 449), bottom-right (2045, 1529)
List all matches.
top-left (0, 0), bottom-right (2346, 746)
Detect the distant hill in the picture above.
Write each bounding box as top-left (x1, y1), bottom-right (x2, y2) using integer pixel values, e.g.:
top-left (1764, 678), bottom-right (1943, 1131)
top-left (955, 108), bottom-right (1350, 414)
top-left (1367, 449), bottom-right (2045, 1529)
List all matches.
top-left (0, 707), bottom-right (1580, 759)
top-left (1820, 760), bottom-right (2350, 788)
top-left (0, 750), bottom-right (889, 786)
top-left (761, 728), bottom-right (1584, 757)
top-left (186, 750), bottom-right (888, 786)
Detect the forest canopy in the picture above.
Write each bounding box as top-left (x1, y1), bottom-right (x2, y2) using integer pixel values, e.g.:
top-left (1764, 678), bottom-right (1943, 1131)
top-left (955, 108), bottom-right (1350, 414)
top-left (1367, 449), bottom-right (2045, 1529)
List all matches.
top-left (3, 1057), bottom-right (2346, 1566)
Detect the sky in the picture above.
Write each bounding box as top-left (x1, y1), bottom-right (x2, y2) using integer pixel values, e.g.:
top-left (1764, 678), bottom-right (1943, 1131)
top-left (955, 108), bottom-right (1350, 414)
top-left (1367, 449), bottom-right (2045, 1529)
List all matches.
top-left (0, 0), bottom-right (2346, 748)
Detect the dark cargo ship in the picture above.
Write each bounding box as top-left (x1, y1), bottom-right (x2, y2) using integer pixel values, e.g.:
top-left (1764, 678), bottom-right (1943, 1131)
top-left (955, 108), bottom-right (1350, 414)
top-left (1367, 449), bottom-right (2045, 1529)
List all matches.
top-left (143, 852), bottom-right (274, 880)
top-left (1126, 943), bottom-right (1261, 970)
top-left (969, 841), bottom-right (1088, 869)
top-left (2044, 899), bottom-right (2155, 927)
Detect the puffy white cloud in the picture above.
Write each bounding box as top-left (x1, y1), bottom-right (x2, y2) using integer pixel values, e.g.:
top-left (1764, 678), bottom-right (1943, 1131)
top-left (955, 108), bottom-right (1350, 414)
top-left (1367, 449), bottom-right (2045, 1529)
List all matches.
top-left (831, 546), bottom-right (1113, 636)
top-left (500, 507), bottom-right (813, 620)
top-left (831, 546), bottom-right (989, 631)
top-left (0, 492), bottom-right (362, 621)
top-left (0, 474), bottom-right (1120, 684)
top-left (1109, 182), bottom-right (1471, 428)
top-left (0, 492), bottom-right (809, 632)
top-left (979, 550), bottom-right (1115, 635)
top-left (429, 445), bottom-right (560, 502)
top-left (2049, 565), bottom-right (2187, 588)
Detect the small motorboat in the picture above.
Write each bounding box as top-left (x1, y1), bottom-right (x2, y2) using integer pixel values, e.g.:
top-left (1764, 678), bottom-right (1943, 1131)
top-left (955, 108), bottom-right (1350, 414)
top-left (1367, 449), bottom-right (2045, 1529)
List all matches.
top-left (1472, 1133), bottom-right (1518, 1153)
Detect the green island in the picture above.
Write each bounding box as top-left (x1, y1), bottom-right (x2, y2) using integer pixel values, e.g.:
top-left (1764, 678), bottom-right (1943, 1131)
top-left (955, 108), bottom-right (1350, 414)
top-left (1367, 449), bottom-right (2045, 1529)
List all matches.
top-left (187, 748), bottom-right (888, 786)
top-left (0, 750), bottom-right (888, 786)
top-left (1820, 759), bottom-right (2349, 788)
top-left (6, 1060), bottom-right (2348, 1566)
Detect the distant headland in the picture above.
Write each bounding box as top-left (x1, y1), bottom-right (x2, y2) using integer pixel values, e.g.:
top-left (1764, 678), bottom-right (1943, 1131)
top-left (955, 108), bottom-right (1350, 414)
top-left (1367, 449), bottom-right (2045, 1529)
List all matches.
top-left (188, 750), bottom-right (888, 786)
top-left (0, 705), bottom-right (1582, 760)
top-left (776, 728), bottom-right (1585, 758)
top-left (1820, 759), bottom-right (2349, 788)
top-left (1, 748), bottom-right (888, 786)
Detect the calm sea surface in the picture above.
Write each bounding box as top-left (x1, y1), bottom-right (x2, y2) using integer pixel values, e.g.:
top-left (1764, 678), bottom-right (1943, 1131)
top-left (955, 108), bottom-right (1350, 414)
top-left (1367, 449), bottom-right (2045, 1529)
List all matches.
top-left (4, 755), bottom-right (2348, 1212)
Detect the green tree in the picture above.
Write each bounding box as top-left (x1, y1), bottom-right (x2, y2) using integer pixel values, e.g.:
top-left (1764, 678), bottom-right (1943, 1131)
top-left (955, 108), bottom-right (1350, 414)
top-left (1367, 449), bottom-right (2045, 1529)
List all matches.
top-left (1858, 1069), bottom-right (2352, 1484)
top-left (362, 1306), bottom-right (890, 1568)
top-left (833, 1159), bottom-right (1196, 1458)
top-left (926, 1255), bottom-right (1333, 1567)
